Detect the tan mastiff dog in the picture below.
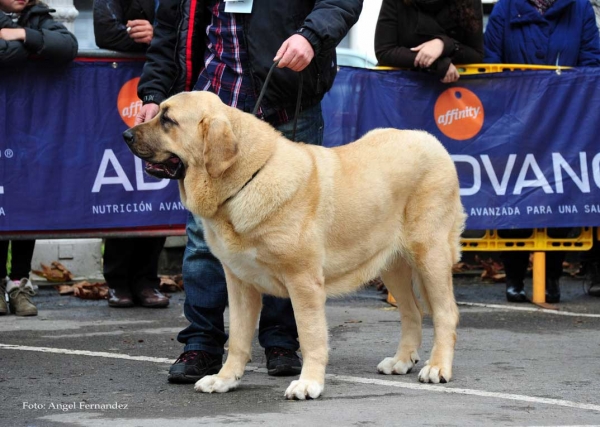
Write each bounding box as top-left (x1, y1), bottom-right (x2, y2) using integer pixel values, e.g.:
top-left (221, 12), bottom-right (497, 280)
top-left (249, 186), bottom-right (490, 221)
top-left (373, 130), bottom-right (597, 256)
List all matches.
top-left (123, 91), bottom-right (466, 400)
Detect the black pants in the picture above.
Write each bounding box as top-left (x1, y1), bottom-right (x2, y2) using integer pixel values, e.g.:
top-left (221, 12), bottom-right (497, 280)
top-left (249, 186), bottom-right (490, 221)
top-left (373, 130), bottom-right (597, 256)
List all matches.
top-left (500, 228), bottom-right (569, 282)
top-left (580, 227), bottom-right (600, 264)
top-left (0, 240), bottom-right (36, 280)
top-left (103, 237), bottom-right (166, 293)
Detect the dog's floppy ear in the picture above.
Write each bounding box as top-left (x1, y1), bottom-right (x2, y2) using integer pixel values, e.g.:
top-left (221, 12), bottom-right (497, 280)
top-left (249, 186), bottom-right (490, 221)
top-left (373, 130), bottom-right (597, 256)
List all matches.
top-left (202, 115), bottom-right (239, 178)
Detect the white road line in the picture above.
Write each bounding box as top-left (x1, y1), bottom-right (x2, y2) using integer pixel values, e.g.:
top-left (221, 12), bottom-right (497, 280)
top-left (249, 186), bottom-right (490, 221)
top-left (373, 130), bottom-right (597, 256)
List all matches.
top-left (328, 375), bottom-right (600, 413)
top-left (457, 301), bottom-right (600, 318)
top-left (0, 344), bottom-right (173, 364)
top-left (1, 343), bottom-right (599, 413)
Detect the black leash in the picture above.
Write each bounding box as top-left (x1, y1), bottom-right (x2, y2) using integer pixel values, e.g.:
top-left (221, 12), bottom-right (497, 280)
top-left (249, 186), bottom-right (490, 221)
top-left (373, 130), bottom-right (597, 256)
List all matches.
top-left (252, 59), bottom-right (304, 142)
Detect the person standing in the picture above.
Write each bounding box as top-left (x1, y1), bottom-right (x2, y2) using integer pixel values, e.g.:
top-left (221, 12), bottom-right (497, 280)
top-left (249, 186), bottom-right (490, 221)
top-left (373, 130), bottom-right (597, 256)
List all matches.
top-left (374, 0), bottom-right (484, 83)
top-left (134, 0), bottom-right (363, 383)
top-left (93, 0), bottom-right (170, 309)
top-left (0, 0), bottom-right (78, 316)
top-left (484, 0), bottom-right (600, 303)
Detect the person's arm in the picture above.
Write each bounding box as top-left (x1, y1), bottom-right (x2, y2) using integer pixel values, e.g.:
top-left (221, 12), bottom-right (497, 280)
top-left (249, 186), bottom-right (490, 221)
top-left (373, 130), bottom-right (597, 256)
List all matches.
top-left (0, 12), bottom-right (29, 64)
top-left (0, 39), bottom-right (29, 64)
top-left (93, 0), bottom-right (147, 52)
top-left (4, 13), bottom-right (78, 64)
top-left (577, 0), bottom-right (600, 66)
top-left (137, 0), bottom-right (181, 114)
top-left (483, 0), bottom-right (506, 63)
top-left (374, 0), bottom-right (417, 68)
top-left (437, 0), bottom-right (484, 64)
top-left (296, 0), bottom-right (363, 57)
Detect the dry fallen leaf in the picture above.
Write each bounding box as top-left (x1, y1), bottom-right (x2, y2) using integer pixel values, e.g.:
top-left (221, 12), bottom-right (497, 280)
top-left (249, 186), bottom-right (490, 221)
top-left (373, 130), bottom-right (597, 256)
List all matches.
top-left (55, 284), bottom-right (75, 295)
top-left (70, 281), bottom-right (109, 300)
top-left (32, 261), bottom-right (74, 283)
top-left (159, 275), bottom-right (184, 292)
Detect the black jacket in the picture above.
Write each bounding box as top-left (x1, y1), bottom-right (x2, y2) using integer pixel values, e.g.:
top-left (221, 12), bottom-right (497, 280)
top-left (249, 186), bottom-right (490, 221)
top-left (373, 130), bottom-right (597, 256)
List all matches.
top-left (375, 0), bottom-right (483, 77)
top-left (0, 3), bottom-right (78, 65)
top-left (93, 0), bottom-right (156, 52)
top-left (138, 0), bottom-right (363, 119)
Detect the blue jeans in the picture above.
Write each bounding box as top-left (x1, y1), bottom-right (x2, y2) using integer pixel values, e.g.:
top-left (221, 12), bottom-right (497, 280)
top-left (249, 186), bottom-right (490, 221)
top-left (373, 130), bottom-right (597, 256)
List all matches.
top-left (178, 103), bottom-right (324, 355)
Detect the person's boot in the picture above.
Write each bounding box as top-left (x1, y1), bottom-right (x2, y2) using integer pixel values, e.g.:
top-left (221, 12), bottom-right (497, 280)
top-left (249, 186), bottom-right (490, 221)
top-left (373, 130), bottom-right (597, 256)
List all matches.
top-left (505, 278), bottom-right (527, 302)
top-left (7, 278), bottom-right (38, 316)
top-left (587, 261), bottom-right (600, 297)
top-left (503, 252), bottom-right (528, 303)
top-left (0, 277), bottom-right (8, 315)
top-left (545, 278), bottom-right (561, 303)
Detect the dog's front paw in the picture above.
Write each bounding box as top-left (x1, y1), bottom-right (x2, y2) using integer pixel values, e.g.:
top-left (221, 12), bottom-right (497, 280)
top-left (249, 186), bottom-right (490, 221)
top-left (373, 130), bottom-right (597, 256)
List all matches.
top-left (284, 379), bottom-right (324, 400)
top-left (194, 374), bottom-right (240, 393)
top-left (418, 360), bottom-right (451, 384)
top-left (377, 351), bottom-right (420, 375)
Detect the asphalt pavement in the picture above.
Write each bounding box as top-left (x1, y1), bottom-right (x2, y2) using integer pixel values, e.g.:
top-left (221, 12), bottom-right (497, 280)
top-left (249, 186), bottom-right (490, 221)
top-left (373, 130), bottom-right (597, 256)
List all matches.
top-left (1, 275), bottom-right (599, 427)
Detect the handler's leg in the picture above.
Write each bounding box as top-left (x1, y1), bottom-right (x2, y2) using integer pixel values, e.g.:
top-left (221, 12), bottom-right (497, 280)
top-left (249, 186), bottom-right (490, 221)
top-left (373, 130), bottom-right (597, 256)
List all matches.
top-left (195, 267), bottom-right (262, 393)
top-left (168, 213), bottom-right (226, 383)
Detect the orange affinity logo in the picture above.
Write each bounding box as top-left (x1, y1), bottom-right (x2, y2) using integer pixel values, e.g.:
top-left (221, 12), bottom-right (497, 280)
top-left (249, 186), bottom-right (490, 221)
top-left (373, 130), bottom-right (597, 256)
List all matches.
top-left (434, 88), bottom-right (484, 140)
top-left (117, 77), bottom-right (142, 128)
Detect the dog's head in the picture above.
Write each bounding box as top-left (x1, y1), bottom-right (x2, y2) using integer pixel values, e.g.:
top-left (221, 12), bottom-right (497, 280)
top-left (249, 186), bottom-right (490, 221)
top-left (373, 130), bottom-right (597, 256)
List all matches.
top-left (123, 91), bottom-right (239, 181)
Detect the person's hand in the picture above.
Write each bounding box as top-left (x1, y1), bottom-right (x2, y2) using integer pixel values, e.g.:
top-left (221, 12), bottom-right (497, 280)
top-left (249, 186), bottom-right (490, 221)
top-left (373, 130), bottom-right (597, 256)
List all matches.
top-left (441, 63), bottom-right (460, 83)
top-left (126, 20), bottom-right (153, 44)
top-left (0, 28), bottom-right (26, 41)
top-left (411, 38), bottom-right (444, 68)
top-left (135, 103), bottom-right (159, 125)
top-left (274, 34), bottom-right (314, 72)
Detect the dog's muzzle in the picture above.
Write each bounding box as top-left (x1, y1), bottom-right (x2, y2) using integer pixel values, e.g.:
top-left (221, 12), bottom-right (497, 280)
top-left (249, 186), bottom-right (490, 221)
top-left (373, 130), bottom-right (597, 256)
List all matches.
top-left (123, 129), bottom-right (135, 146)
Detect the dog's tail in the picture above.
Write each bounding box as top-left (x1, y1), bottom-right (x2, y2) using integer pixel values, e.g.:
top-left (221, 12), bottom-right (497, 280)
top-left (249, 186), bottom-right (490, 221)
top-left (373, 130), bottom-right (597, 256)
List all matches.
top-left (451, 202), bottom-right (468, 265)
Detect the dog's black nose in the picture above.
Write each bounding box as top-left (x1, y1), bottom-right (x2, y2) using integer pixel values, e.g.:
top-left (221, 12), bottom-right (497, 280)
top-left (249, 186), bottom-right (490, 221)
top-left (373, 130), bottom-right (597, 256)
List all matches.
top-left (123, 129), bottom-right (135, 146)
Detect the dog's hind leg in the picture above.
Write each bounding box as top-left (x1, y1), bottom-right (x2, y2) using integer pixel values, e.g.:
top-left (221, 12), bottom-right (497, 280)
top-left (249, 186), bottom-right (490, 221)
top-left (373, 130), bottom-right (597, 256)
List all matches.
top-left (377, 256), bottom-right (422, 375)
top-left (283, 272), bottom-right (328, 400)
top-left (195, 267), bottom-right (261, 394)
top-left (413, 243), bottom-right (459, 384)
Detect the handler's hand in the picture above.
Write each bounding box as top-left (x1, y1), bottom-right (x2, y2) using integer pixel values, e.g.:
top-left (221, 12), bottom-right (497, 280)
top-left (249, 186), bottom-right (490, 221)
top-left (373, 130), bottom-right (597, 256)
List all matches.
top-left (126, 19), bottom-right (153, 44)
top-left (135, 103), bottom-right (159, 125)
top-left (411, 38), bottom-right (444, 68)
top-left (0, 28), bottom-right (26, 41)
top-left (441, 63), bottom-right (460, 83)
top-left (274, 34), bottom-right (314, 72)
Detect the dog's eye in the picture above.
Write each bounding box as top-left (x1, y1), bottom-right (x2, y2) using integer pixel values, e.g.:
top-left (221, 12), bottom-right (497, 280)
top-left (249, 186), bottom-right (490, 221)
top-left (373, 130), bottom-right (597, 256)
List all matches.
top-left (160, 113), bottom-right (177, 127)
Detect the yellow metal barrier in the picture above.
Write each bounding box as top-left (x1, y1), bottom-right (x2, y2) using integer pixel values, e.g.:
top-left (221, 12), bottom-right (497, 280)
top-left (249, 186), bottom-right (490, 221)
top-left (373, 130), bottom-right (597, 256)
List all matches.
top-left (454, 63), bottom-right (572, 74)
top-left (373, 63), bottom-right (572, 74)
top-left (460, 227), bottom-right (593, 252)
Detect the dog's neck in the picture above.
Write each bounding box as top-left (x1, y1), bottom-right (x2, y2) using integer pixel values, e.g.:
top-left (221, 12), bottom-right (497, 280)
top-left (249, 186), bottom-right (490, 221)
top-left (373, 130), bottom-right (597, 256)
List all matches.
top-left (220, 165), bottom-right (264, 207)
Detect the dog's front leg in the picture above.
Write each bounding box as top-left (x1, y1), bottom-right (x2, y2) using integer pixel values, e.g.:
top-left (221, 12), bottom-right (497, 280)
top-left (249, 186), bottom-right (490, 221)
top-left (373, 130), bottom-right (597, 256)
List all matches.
top-left (195, 267), bottom-right (261, 393)
top-left (284, 273), bottom-right (328, 400)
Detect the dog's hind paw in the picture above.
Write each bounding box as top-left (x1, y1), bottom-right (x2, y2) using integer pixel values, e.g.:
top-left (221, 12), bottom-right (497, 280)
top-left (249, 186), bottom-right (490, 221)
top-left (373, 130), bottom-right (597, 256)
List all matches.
top-left (418, 361), bottom-right (451, 384)
top-left (194, 374), bottom-right (239, 393)
top-left (377, 351), bottom-right (420, 375)
top-left (284, 379), bottom-right (324, 400)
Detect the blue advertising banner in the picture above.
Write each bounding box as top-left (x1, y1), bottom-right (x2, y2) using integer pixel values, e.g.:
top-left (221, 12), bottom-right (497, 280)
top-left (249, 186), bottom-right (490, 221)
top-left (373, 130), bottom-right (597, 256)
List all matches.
top-left (323, 67), bottom-right (600, 230)
top-left (1, 61), bottom-right (186, 233)
top-left (1, 61), bottom-right (599, 232)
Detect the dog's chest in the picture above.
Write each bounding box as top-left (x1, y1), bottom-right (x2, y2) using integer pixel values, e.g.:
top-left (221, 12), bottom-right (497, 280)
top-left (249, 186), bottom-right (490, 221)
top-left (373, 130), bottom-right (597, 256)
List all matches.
top-left (214, 244), bottom-right (287, 297)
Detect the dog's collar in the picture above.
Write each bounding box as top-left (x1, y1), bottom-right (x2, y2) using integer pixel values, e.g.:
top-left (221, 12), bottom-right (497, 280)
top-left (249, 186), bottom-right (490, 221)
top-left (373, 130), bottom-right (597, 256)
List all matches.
top-left (221, 166), bottom-right (263, 206)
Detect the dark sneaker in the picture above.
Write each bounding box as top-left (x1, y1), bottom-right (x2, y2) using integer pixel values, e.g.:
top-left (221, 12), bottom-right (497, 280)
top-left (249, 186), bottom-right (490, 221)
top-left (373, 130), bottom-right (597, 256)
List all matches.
top-left (167, 351), bottom-right (222, 384)
top-left (587, 262), bottom-right (600, 297)
top-left (265, 347), bottom-right (302, 376)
